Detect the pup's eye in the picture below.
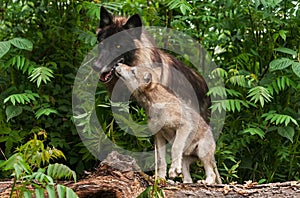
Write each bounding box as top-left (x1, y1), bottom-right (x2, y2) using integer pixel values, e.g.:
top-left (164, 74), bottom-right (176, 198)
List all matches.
top-left (143, 72), bottom-right (152, 84)
top-left (131, 68), bottom-right (136, 75)
top-left (116, 45), bottom-right (121, 49)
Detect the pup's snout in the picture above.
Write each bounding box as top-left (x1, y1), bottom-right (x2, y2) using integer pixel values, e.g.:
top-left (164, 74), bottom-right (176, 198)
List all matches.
top-left (115, 65), bottom-right (121, 73)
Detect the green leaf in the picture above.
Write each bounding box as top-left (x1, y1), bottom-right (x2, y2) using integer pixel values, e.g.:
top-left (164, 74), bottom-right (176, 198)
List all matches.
top-left (46, 185), bottom-right (56, 198)
top-left (57, 185), bottom-right (66, 198)
top-left (242, 127), bottom-right (265, 139)
top-left (277, 126), bottom-right (294, 142)
top-left (65, 187), bottom-right (79, 198)
top-left (278, 30), bottom-right (287, 41)
top-left (0, 41), bottom-right (11, 59)
top-left (292, 62), bottom-right (300, 78)
top-left (35, 188), bottom-right (45, 198)
top-left (24, 191), bottom-right (32, 198)
top-left (6, 105), bottom-right (23, 122)
top-left (10, 38), bottom-right (33, 51)
top-left (0, 153), bottom-right (31, 178)
top-left (274, 47), bottom-right (297, 56)
top-left (35, 108), bottom-right (58, 119)
top-left (269, 58), bottom-right (293, 71)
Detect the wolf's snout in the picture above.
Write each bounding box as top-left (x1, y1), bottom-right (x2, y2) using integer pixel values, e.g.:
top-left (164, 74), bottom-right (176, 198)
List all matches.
top-left (92, 61), bottom-right (101, 72)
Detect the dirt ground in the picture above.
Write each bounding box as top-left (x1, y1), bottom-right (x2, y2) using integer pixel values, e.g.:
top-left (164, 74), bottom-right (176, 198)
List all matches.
top-left (1, 151), bottom-right (299, 198)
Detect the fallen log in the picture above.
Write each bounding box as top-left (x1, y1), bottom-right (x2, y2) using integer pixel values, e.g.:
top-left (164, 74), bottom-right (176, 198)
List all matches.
top-left (1, 151), bottom-right (299, 197)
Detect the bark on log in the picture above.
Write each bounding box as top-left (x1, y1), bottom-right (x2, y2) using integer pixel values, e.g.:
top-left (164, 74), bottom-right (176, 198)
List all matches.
top-left (68, 151), bottom-right (300, 198)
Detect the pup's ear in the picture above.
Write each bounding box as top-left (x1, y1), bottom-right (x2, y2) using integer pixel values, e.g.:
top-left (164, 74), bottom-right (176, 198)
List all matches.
top-left (123, 14), bottom-right (142, 38)
top-left (99, 6), bottom-right (113, 28)
top-left (143, 72), bottom-right (152, 84)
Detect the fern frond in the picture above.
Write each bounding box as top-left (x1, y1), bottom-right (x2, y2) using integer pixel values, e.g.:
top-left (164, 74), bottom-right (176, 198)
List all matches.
top-left (228, 75), bottom-right (246, 87)
top-left (6, 55), bottom-right (36, 74)
top-left (211, 67), bottom-right (228, 78)
top-left (35, 108), bottom-right (58, 119)
top-left (211, 99), bottom-right (249, 113)
top-left (247, 86), bottom-right (272, 107)
top-left (241, 127), bottom-right (265, 139)
top-left (207, 86), bottom-right (227, 98)
top-left (47, 163), bottom-right (77, 182)
top-left (262, 111), bottom-right (298, 126)
top-left (22, 169), bottom-right (55, 185)
top-left (29, 67), bottom-right (54, 87)
top-left (4, 90), bottom-right (39, 105)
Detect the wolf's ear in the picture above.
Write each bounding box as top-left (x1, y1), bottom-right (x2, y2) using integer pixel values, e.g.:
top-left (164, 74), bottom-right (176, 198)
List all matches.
top-left (143, 72), bottom-right (152, 84)
top-left (124, 14), bottom-right (142, 29)
top-left (123, 14), bottom-right (142, 38)
top-left (99, 6), bottom-right (113, 28)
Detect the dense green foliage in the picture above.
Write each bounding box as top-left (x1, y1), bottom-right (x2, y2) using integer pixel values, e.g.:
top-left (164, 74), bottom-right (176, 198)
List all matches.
top-left (0, 133), bottom-right (77, 197)
top-left (1, 0), bottom-right (299, 186)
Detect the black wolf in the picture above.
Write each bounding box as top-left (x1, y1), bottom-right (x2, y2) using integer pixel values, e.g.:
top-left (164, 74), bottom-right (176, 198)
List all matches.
top-left (92, 6), bottom-right (211, 123)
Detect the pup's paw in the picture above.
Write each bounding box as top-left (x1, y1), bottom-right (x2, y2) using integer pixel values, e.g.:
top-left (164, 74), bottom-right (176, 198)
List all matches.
top-left (183, 178), bottom-right (193, 183)
top-left (197, 178), bottom-right (215, 185)
top-left (168, 166), bottom-right (182, 178)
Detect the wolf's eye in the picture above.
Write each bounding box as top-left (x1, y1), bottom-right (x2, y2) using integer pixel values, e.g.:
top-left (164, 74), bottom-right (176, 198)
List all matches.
top-left (116, 45), bottom-right (121, 49)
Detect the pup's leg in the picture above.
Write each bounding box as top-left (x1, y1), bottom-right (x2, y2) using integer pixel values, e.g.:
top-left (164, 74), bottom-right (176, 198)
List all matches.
top-left (168, 126), bottom-right (191, 179)
top-left (213, 157), bottom-right (222, 184)
top-left (155, 133), bottom-right (167, 179)
top-left (196, 130), bottom-right (218, 184)
top-left (182, 156), bottom-right (196, 183)
top-left (201, 154), bottom-right (217, 184)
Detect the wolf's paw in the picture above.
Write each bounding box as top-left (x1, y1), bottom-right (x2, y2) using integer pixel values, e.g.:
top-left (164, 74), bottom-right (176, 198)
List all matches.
top-left (168, 165), bottom-right (182, 178)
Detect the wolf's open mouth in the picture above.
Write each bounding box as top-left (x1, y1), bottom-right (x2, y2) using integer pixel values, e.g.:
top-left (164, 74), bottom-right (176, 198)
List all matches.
top-left (100, 67), bottom-right (115, 83)
top-left (99, 58), bottom-right (124, 83)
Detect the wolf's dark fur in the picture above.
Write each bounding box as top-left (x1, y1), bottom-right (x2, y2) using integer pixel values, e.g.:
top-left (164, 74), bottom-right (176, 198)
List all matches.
top-left (92, 7), bottom-right (211, 123)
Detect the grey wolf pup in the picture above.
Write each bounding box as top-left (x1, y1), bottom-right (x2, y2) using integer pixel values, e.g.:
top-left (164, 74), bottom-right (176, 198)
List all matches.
top-left (115, 63), bottom-right (222, 184)
top-left (92, 6), bottom-right (211, 124)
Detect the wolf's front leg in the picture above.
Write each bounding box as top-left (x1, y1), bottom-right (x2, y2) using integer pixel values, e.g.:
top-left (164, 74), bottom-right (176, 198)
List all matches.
top-left (154, 133), bottom-right (167, 179)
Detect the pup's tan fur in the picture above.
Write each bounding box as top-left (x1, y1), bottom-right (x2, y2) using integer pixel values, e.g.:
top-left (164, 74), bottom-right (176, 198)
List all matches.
top-left (116, 64), bottom-right (221, 184)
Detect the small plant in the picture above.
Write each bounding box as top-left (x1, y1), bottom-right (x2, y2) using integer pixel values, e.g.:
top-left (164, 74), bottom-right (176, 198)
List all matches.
top-left (0, 131), bottom-right (78, 198)
top-left (137, 144), bottom-right (164, 198)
